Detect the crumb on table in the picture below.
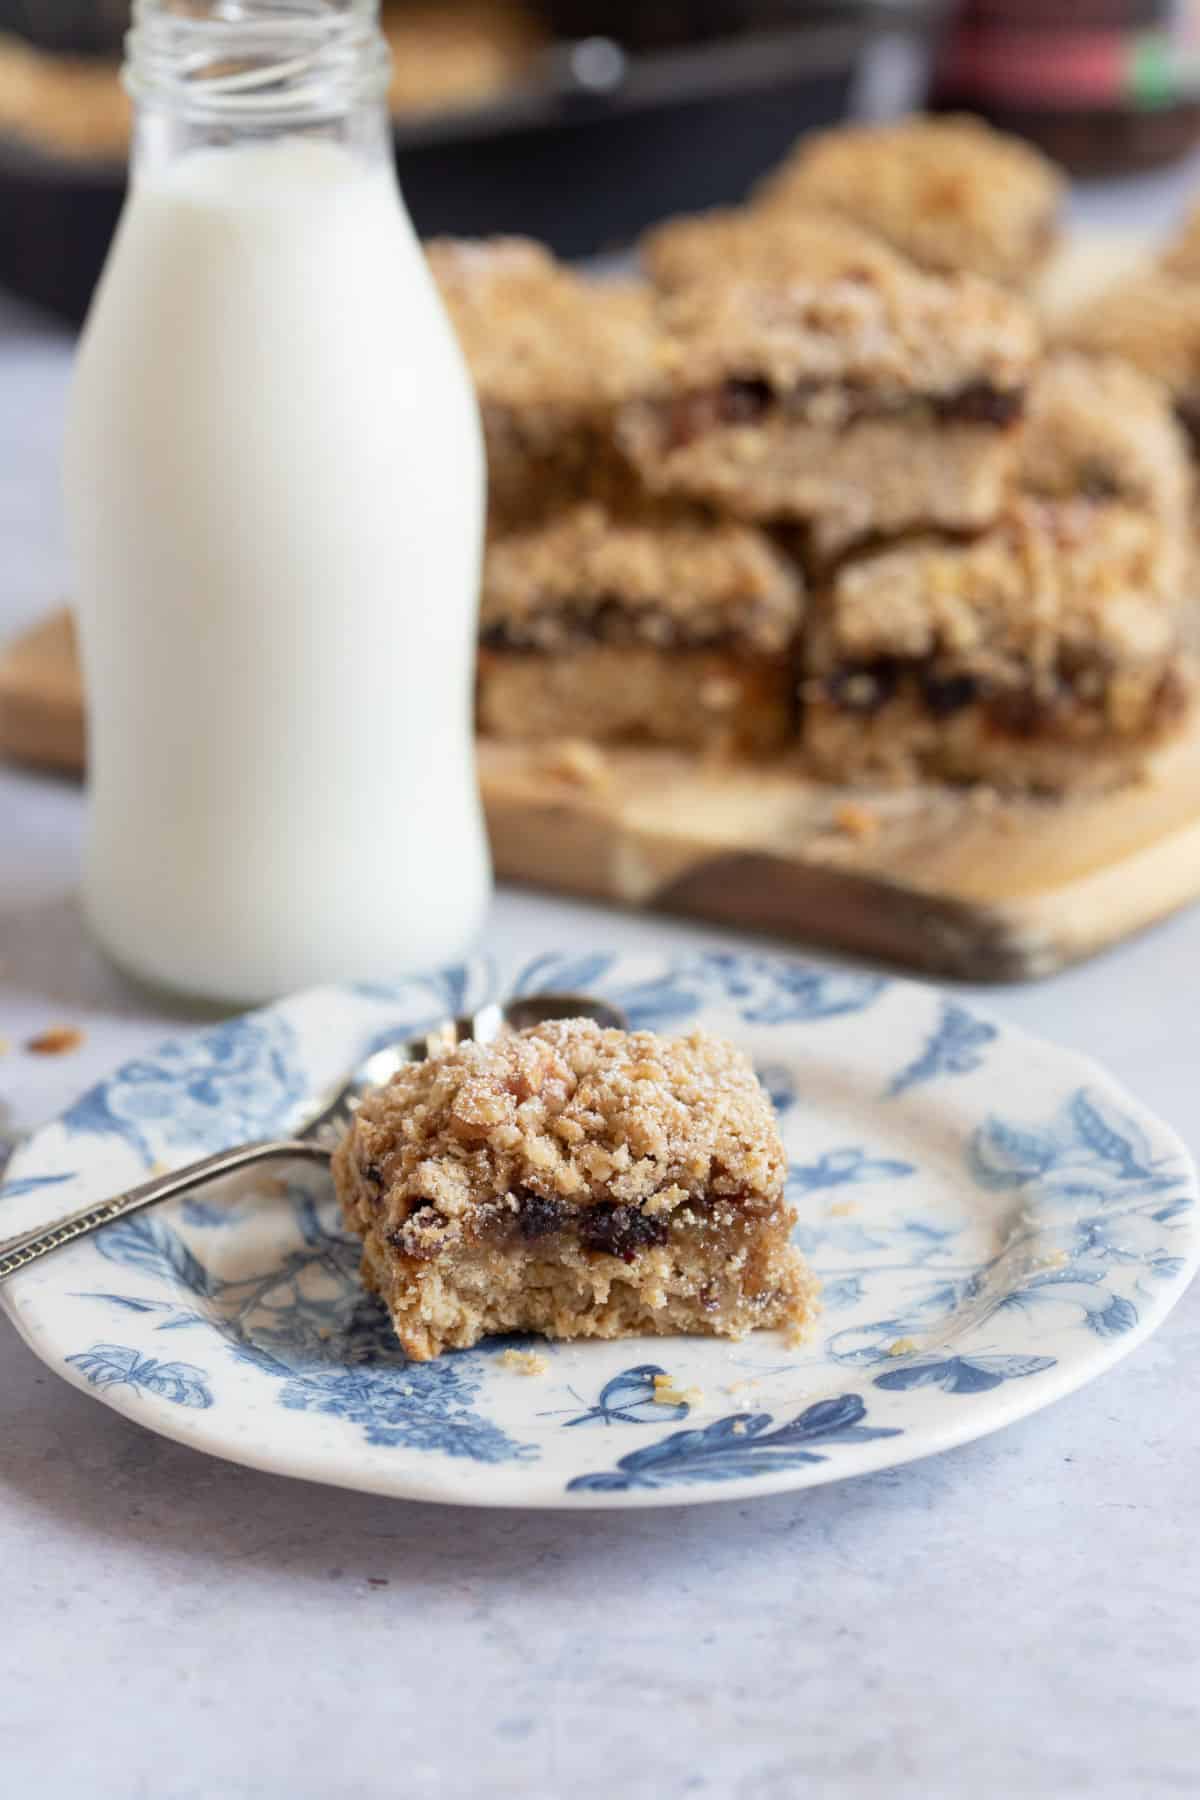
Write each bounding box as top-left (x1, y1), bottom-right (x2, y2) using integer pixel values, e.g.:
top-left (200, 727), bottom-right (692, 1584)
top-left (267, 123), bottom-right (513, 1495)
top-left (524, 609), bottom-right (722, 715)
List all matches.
top-left (25, 1025), bottom-right (85, 1056)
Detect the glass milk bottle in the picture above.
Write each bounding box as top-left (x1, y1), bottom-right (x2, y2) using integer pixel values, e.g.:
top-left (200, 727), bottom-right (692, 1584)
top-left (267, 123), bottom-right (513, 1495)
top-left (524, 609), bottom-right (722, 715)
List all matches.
top-left (64, 0), bottom-right (491, 1005)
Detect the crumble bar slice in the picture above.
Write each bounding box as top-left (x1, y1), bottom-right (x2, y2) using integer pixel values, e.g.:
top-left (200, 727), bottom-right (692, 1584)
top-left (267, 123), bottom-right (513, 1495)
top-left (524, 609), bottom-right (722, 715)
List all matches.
top-left (754, 114), bottom-right (1065, 288)
top-left (426, 236), bottom-right (656, 525)
top-left (802, 499), bottom-right (1191, 793)
top-left (333, 1019), bottom-right (818, 1362)
top-left (617, 237), bottom-right (1038, 559)
top-left (477, 502), bottom-right (804, 752)
top-left (1057, 268), bottom-right (1200, 450)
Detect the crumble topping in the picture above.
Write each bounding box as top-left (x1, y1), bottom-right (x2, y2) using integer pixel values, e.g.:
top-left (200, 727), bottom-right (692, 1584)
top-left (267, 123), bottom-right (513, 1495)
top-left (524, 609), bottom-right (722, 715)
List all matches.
top-left (343, 1019), bottom-right (788, 1244)
top-left (628, 252), bottom-right (1038, 408)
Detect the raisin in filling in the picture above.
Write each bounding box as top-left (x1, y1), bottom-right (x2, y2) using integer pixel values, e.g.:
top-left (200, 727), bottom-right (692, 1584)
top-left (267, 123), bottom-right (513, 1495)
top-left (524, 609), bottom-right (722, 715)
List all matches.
top-left (518, 1191), bottom-right (674, 1262)
top-left (390, 1188), bottom-right (779, 1266)
top-left (937, 383), bottom-right (1023, 428)
top-left (821, 654), bottom-right (1176, 739)
top-left (578, 1203), bottom-right (669, 1263)
top-left (921, 672), bottom-right (980, 719)
top-left (515, 1190), bottom-right (569, 1240)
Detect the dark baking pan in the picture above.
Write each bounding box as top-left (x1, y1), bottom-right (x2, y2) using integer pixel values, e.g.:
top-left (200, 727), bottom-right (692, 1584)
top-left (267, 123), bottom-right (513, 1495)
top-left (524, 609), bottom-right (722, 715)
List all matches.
top-left (0, 4), bottom-right (944, 325)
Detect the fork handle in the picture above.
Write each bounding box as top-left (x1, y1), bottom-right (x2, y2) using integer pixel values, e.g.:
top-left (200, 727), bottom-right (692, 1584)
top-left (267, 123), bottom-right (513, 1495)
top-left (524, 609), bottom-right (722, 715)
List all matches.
top-left (0, 1139), bottom-right (332, 1284)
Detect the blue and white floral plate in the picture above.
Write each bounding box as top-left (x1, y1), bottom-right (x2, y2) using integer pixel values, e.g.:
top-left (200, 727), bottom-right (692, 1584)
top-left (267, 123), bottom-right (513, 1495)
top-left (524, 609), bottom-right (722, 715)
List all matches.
top-left (2, 949), bottom-right (1196, 1508)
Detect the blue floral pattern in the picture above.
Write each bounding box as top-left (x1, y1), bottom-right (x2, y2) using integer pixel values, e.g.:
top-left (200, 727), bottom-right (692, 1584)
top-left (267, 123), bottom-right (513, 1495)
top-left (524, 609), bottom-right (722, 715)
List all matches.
top-left (4, 947), bottom-right (1195, 1506)
top-left (889, 1001), bottom-right (998, 1098)
top-left (66, 1343), bottom-right (213, 1408)
top-left (511, 950), bottom-right (886, 1033)
top-left (970, 1086), bottom-right (1175, 1196)
top-left (551, 1365), bottom-right (692, 1427)
top-left (79, 1195), bottom-right (535, 1466)
top-left (817, 1082), bottom-right (1195, 1393)
top-left (273, 1363), bottom-right (535, 1462)
top-left (1, 1170), bottom-right (74, 1202)
top-left (874, 1352), bottom-right (1055, 1395)
top-left (60, 1013), bottom-right (306, 1165)
top-left (568, 1395), bottom-right (901, 1492)
top-left (789, 1148), bottom-right (916, 1200)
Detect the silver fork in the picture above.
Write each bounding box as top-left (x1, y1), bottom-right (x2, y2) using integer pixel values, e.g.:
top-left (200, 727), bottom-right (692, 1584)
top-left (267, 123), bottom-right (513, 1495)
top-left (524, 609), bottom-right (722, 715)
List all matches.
top-left (0, 992), bottom-right (626, 1284)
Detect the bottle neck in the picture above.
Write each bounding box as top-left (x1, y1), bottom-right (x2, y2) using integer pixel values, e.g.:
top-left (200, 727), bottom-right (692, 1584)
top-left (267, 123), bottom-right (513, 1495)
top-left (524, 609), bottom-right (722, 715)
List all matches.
top-left (124, 0), bottom-right (392, 176)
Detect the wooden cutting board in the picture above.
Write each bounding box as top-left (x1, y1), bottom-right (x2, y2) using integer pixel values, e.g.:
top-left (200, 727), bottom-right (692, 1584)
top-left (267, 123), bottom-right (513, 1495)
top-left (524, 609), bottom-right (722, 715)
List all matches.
top-left (6, 607), bottom-right (1200, 982)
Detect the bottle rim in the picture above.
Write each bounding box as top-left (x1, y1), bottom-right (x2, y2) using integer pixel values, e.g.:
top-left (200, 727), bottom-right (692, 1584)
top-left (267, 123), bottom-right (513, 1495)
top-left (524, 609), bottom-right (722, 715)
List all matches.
top-left (125, 0), bottom-right (390, 119)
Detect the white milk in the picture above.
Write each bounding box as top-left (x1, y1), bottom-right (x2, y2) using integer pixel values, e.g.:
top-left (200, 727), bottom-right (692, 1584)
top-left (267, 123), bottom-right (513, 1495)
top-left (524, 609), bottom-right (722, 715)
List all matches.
top-left (64, 136), bottom-right (490, 1003)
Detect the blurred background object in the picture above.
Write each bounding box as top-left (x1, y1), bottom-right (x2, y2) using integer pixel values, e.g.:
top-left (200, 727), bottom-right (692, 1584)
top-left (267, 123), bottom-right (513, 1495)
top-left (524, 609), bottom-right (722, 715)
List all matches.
top-left (0, 0), bottom-right (948, 322)
top-left (0, 0), bottom-right (128, 55)
top-left (936, 0), bottom-right (1200, 174)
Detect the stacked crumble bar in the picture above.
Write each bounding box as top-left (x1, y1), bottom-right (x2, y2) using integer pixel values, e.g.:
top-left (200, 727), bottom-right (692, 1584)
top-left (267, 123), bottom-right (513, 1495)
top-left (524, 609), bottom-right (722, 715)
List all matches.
top-left (752, 114), bottom-right (1065, 289)
top-left (621, 212), bottom-right (1037, 560)
top-left (430, 234), bottom-right (808, 755)
top-left (430, 113), bottom-right (1197, 794)
top-left (1056, 197), bottom-right (1200, 454)
top-left (333, 1018), bottom-right (818, 1360)
top-left (1059, 266), bottom-right (1200, 452)
top-left (478, 503), bottom-right (803, 752)
top-left (426, 236), bottom-right (655, 528)
top-left (805, 356), bottom-right (1193, 788)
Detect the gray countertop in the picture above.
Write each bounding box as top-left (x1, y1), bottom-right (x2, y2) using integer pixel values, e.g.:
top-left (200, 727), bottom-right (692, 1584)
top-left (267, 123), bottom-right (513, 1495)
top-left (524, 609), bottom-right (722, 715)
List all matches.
top-left (3, 177), bottom-right (1200, 1796)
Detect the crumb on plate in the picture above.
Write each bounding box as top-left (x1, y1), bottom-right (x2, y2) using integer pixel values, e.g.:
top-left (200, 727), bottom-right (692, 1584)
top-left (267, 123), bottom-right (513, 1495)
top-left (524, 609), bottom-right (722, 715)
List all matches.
top-left (500, 1348), bottom-right (550, 1376)
top-left (653, 1373), bottom-right (704, 1407)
